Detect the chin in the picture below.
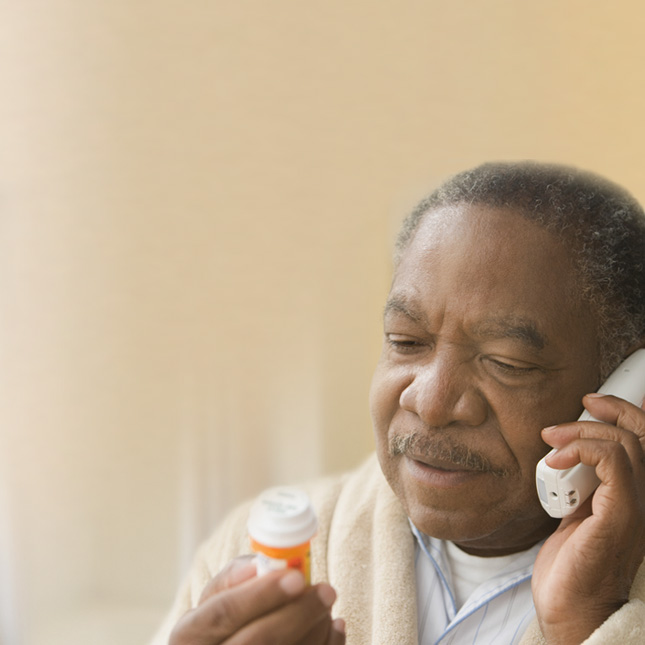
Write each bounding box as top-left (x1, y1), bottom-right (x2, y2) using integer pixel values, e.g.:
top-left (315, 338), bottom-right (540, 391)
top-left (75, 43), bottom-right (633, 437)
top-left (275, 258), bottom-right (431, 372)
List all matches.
top-left (404, 495), bottom-right (498, 542)
top-left (404, 486), bottom-right (557, 553)
top-left (385, 460), bottom-right (552, 550)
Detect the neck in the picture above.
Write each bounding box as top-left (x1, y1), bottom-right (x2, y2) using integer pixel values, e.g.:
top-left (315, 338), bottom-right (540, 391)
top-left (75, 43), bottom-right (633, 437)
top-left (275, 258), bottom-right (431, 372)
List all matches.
top-left (452, 517), bottom-right (560, 557)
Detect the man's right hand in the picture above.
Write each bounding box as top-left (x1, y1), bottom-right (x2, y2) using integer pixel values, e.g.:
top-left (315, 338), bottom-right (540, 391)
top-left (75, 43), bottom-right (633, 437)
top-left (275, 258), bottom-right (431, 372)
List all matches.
top-left (169, 557), bottom-right (346, 645)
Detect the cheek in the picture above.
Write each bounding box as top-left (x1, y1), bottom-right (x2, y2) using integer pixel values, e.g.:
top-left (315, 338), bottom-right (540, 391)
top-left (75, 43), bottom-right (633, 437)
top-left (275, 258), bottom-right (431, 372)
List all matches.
top-left (493, 400), bottom-right (568, 476)
top-left (369, 365), bottom-right (401, 438)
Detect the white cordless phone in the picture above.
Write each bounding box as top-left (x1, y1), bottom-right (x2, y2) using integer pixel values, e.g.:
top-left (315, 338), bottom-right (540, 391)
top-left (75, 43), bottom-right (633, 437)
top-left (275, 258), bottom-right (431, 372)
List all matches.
top-left (536, 349), bottom-right (645, 518)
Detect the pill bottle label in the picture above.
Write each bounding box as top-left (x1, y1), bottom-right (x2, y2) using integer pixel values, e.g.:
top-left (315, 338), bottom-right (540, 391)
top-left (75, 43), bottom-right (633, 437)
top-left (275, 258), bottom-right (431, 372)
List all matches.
top-left (250, 538), bottom-right (312, 582)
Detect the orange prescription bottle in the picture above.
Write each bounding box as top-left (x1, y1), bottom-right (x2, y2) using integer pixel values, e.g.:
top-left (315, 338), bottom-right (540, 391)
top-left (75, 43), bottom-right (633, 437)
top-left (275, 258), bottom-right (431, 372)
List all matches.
top-left (248, 487), bottom-right (318, 584)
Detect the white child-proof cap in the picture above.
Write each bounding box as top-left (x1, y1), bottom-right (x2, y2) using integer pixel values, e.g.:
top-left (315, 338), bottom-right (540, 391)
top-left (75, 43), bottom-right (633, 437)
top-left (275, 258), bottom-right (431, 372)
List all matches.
top-left (248, 486), bottom-right (317, 548)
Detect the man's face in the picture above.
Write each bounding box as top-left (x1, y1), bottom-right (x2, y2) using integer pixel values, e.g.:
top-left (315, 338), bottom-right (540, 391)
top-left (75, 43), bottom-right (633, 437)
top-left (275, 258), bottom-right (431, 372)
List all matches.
top-left (370, 204), bottom-right (600, 556)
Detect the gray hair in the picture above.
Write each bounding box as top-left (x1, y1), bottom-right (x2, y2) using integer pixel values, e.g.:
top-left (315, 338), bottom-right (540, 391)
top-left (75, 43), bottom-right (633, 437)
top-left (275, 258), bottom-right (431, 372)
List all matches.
top-left (396, 161), bottom-right (645, 379)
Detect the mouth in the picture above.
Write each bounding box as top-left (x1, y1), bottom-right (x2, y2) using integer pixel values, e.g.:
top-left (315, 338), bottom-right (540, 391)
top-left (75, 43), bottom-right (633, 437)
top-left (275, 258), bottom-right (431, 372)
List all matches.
top-left (408, 452), bottom-right (476, 472)
top-left (404, 454), bottom-right (488, 488)
top-left (390, 433), bottom-right (512, 481)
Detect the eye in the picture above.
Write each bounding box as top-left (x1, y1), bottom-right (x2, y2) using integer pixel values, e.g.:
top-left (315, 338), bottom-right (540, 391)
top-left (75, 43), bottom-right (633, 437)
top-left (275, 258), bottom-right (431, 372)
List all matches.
top-left (486, 357), bottom-right (537, 375)
top-left (386, 334), bottom-right (425, 354)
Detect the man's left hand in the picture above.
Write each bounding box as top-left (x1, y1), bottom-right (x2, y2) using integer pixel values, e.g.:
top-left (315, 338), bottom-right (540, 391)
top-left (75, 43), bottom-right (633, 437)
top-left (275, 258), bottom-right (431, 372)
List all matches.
top-left (532, 393), bottom-right (645, 645)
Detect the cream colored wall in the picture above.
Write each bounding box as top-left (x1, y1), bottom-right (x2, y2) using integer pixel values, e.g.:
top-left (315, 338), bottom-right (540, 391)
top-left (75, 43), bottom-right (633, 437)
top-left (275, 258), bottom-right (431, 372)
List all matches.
top-left (2, 2), bottom-right (645, 644)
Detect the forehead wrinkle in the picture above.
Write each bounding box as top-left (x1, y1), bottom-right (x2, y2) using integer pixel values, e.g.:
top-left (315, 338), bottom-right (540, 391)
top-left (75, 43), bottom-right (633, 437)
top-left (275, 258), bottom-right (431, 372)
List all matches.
top-left (473, 317), bottom-right (547, 351)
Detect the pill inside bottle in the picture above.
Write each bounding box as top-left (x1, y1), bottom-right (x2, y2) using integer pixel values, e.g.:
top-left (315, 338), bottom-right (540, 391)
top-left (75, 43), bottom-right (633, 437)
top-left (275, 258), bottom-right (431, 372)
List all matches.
top-left (248, 486), bottom-right (317, 584)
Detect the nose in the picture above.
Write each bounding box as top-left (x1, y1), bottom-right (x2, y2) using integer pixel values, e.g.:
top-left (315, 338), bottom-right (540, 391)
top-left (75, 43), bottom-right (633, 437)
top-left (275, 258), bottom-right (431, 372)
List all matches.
top-left (399, 352), bottom-right (487, 427)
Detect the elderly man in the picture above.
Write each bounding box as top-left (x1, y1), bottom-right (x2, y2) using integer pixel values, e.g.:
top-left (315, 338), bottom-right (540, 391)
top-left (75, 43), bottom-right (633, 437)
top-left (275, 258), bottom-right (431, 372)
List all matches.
top-left (152, 162), bottom-right (645, 645)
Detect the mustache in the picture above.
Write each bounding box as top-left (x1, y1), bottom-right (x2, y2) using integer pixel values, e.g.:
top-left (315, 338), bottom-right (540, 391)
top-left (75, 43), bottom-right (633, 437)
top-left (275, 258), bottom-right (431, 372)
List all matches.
top-left (389, 432), bottom-right (513, 479)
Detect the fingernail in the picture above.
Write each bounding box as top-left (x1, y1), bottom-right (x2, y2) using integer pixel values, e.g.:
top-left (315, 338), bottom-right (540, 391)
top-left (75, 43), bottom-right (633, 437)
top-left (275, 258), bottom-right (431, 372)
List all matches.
top-left (585, 392), bottom-right (606, 398)
top-left (542, 425), bottom-right (558, 434)
top-left (333, 618), bottom-right (346, 634)
top-left (317, 584), bottom-right (337, 608)
top-left (279, 570), bottom-right (306, 596)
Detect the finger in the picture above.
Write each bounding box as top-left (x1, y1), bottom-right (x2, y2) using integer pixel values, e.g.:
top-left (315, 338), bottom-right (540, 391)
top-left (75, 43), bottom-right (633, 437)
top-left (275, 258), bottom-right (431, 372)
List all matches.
top-left (328, 618), bottom-right (347, 645)
top-left (298, 609), bottom-right (346, 645)
top-left (223, 582), bottom-right (338, 645)
top-left (199, 556), bottom-right (258, 604)
top-left (292, 615), bottom-right (333, 645)
top-left (545, 438), bottom-right (645, 544)
top-left (288, 606), bottom-right (343, 645)
top-left (177, 569), bottom-right (308, 643)
top-left (545, 437), bottom-right (644, 508)
top-left (581, 393), bottom-right (645, 445)
top-left (542, 422), bottom-right (644, 470)
top-left (296, 614), bottom-right (346, 645)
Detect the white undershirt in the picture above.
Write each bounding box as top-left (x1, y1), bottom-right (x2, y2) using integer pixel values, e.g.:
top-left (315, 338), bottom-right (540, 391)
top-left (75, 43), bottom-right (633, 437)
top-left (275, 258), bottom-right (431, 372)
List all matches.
top-left (412, 523), bottom-right (542, 645)
top-left (444, 539), bottom-right (528, 608)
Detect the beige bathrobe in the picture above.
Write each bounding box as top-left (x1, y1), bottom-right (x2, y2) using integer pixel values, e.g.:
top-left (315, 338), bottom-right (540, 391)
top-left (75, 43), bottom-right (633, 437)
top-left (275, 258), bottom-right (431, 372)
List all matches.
top-left (151, 455), bottom-right (645, 645)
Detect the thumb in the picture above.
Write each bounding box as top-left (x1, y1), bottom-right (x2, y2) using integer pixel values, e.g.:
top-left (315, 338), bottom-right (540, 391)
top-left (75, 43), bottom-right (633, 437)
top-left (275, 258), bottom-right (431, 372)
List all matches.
top-left (198, 555), bottom-right (258, 604)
